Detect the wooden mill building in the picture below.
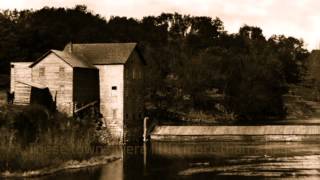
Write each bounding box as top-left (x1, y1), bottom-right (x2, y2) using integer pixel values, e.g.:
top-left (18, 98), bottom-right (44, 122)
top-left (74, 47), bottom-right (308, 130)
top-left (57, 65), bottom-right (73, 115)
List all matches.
top-left (10, 43), bottom-right (146, 144)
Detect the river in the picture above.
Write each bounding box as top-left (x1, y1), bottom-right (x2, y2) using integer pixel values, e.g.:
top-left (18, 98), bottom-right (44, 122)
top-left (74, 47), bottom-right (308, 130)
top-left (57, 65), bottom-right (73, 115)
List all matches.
top-left (36, 141), bottom-right (320, 180)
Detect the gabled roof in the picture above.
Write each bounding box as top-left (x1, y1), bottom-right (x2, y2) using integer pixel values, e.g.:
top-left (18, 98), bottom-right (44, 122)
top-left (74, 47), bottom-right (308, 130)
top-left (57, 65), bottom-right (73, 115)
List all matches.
top-left (64, 43), bottom-right (145, 65)
top-left (29, 50), bottom-right (96, 69)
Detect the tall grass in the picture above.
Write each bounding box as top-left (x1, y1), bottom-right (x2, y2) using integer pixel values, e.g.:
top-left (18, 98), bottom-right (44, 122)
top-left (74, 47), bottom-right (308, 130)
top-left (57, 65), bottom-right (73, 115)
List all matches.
top-left (0, 105), bottom-right (98, 172)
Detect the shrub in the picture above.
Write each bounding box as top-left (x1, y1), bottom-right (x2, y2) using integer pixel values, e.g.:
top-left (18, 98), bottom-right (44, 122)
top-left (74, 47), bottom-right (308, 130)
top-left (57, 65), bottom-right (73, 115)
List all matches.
top-left (0, 104), bottom-right (97, 172)
top-left (13, 105), bottom-right (50, 146)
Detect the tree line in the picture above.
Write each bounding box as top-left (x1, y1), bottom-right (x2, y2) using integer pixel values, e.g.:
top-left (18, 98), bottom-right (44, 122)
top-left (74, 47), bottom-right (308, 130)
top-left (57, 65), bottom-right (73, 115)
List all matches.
top-left (0, 5), bottom-right (310, 120)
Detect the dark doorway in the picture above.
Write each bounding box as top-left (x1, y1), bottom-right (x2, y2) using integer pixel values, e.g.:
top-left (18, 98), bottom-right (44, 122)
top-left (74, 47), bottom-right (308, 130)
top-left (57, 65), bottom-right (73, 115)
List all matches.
top-left (30, 87), bottom-right (55, 112)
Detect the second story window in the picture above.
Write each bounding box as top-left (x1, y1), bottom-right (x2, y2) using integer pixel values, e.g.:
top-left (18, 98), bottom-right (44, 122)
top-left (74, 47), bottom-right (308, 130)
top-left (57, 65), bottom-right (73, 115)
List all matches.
top-left (59, 67), bottom-right (65, 78)
top-left (59, 84), bottom-right (65, 93)
top-left (132, 68), bottom-right (141, 80)
top-left (39, 67), bottom-right (45, 77)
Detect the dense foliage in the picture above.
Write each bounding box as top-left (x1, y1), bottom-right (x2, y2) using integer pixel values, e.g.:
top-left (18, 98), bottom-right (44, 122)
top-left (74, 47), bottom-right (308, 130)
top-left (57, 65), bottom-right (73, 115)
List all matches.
top-left (0, 104), bottom-right (97, 171)
top-left (0, 5), bottom-right (309, 120)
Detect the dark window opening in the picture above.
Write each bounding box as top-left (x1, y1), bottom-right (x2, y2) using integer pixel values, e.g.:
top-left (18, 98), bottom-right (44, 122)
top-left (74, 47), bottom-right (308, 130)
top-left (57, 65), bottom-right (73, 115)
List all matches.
top-left (112, 86), bottom-right (117, 90)
top-left (11, 64), bottom-right (14, 68)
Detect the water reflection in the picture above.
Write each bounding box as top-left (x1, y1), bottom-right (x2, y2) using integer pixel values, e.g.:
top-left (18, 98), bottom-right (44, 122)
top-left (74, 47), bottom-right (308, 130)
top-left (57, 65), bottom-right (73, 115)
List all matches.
top-left (38, 142), bottom-right (320, 180)
top-left (148, 142), bottom-right (320, 179)
top-left (99, 160), bottom-right (123, 180)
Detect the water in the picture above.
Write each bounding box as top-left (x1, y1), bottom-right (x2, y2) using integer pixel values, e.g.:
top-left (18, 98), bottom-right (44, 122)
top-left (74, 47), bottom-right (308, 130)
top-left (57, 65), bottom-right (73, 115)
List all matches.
top-left (38, 142), bottom-right (320, 180)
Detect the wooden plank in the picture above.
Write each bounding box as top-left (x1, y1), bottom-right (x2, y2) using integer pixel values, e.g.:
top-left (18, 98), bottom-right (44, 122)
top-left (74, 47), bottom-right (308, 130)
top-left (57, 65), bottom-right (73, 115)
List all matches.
top-left (74, 101), bottom-right (98, 113)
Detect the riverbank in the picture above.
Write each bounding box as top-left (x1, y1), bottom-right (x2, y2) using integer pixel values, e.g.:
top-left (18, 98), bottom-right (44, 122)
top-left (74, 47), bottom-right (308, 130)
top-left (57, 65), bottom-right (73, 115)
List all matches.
top-left (1, 155), bottom-right (120, 178)
top-left (0, 104), bottom-right (104, 173)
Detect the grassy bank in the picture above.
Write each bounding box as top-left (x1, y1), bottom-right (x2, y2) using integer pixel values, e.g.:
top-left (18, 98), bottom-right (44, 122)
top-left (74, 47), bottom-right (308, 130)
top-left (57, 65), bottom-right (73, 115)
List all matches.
top-left (0, 104), bottom-right (99, 172)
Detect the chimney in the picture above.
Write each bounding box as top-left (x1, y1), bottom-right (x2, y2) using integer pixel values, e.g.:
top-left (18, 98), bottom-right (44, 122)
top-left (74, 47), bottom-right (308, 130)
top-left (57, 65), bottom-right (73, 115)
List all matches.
top-left (65, 42), bottom-right (73, 54)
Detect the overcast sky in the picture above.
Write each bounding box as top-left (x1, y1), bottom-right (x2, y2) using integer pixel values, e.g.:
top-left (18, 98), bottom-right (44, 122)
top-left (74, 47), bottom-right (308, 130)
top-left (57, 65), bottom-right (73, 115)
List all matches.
top-left (1, 0), bottom-right (319, 50)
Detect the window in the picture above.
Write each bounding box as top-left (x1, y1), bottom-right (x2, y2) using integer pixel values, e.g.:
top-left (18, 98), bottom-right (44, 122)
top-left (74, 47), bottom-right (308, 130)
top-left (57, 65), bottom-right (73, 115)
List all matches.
top-left (138, 71), bottom-right (142, 79)
top-left (111, 86), bottom-right (117, 96)
top-left (11, 64), bottom-right (14, 68)
top-left (132, 69), bottom-right (136, 79)
top-left (59, 67), bottom-right (65, 77)
top-left (39, 67), bottom-right (45, 76)
top-left (133, 69), bottom-right (141, 80)
top-left (112, 109), bottom-right (117, 119)
top-left (39, 67), bottom-right (45, 77)
top-left (59, 85), bottom-right (65, 93)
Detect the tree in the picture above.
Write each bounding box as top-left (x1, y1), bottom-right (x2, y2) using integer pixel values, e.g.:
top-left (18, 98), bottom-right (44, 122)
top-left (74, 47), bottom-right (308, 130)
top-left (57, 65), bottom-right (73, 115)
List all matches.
top-left (223, 27), bottom-right (287, 120)
top-left (224, 48), bottom-right (287, 120)
top-left (0, 8), bottom-right (310, 121)
top-left (268, 35), bottom-right (309, 83)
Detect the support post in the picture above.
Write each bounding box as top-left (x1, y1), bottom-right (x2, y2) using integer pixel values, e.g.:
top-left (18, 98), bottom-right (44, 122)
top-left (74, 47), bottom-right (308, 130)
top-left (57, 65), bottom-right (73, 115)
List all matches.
top-left (143, 117), bottom-right (149, 142)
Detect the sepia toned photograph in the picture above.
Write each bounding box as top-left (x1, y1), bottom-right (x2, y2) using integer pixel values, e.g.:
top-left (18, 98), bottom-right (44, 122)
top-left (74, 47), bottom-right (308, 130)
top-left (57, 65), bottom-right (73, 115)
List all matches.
top-left (0, 0), bottom-right (320, 179)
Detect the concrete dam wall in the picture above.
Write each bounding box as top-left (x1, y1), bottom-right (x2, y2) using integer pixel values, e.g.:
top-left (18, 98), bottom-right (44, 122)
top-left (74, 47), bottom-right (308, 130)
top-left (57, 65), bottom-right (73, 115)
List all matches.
top-left (150, 125), bottom-right (320, 142)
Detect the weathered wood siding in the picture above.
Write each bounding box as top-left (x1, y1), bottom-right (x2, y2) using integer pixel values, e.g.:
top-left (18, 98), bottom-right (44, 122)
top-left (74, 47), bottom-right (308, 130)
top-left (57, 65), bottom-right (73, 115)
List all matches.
top-left (73, 68), bottom-right (99, 104)
top-left (10, 62), bottom-right (32, 105)
top-left (31, 53), bottom-right (73, 115)
top-left (96, 64), bottom-right (124, 143)
top-left (123, 50), bottom-right (145, 144)
top-left (14, 82), bottom-right (32, 105)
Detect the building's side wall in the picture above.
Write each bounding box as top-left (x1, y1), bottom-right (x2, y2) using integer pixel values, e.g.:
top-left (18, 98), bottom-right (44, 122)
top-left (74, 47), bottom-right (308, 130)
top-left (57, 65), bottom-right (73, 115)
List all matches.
top-left (73, 68), bottom-right (99, 104)
top-left (10, 62), bottom-right (32, 105)
top-left (124, 50), bottom-right (145, 144)
top-left (31, 53), bottom-right (73, 115)
top-left (96, 65), bottom-right (124, 144)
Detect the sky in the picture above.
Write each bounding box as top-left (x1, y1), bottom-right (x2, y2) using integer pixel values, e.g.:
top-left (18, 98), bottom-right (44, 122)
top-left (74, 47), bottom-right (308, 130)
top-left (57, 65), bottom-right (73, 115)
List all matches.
top-left (1, 0), bottom-right (319, 50)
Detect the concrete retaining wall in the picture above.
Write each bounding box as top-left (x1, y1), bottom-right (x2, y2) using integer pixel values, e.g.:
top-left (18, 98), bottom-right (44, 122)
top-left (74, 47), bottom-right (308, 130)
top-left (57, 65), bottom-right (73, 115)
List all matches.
top-left (150, 125), bottom-right (320, 142)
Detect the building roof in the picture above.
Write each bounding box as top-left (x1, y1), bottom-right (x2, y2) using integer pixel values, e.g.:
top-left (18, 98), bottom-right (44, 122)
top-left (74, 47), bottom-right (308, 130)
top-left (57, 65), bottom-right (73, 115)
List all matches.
top-left (64, 43), bottom-right (144, 65)
top-left (11, 62), bottom-right (33, 64)
top-left (29, 43), bottom-right (145, 69)
top-left (51, 50), bottom-right (96, 68)
top-left (29, 50), bottom-right (96, 69)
